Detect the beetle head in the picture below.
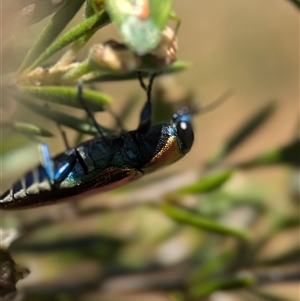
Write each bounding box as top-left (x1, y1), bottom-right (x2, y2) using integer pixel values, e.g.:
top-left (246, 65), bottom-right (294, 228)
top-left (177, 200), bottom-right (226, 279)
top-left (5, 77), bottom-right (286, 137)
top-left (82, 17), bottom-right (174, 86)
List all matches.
top-left (172, 107), bottom-right (194, 155)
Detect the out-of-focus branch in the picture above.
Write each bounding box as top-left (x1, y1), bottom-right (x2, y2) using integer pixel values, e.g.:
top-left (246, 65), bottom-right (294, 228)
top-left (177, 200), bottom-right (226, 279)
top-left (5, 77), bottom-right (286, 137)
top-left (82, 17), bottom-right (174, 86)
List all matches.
top-left (12, 266), bottom-right (300, 299)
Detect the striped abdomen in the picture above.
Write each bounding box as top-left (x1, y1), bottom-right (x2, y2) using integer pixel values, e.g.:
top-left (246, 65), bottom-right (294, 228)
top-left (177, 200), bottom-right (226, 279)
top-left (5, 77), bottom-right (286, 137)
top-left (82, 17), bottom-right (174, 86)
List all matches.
top-left (0, 162), bottom-right (143, 210)
top-left (1, 165), bottom-right (54, 209)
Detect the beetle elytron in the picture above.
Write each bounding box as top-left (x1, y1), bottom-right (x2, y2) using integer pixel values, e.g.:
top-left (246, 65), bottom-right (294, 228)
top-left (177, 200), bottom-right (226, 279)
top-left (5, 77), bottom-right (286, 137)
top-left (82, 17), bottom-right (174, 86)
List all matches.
top-left (0, 74), bottom-right (194, 209)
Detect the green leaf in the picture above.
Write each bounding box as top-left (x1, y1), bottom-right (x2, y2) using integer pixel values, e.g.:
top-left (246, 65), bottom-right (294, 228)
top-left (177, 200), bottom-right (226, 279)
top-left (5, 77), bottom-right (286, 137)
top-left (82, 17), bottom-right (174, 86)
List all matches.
top-left (85, 0), bottom-right (107, 18)
top-left (176, 169), bottom-right (233, 195)
top-left (160, 204), bottom-right (249, 240)
top-left (188, 275), bottom-right (255, 298)
top-left (209, 102), bottom-right (277, 165)
top-left (85, 60), bottom-right (190, 82)
top-left (11, 235), bottom-right (121, 259)
top-left (237, 139), bottom-right (300, 168)
top-left (16, 99), bottom-right (115, 136)
top-left (16, 86), bottom-right (111, 111)
top-left (61, 59), bottom-right (94, 83)
top-left (274, 215), bottom-right (300, 230)
top-left (106, 0), bottom-right (172, 54)
top-left (195, 192), bottom-right (266, 218)
top-left (18, 0), bottom-right (86, 72)
top-left (25, 10), bottom-right (110, 72)
top-left (2, 122), bottom-right (53, 137)
top-left (189, 250), bottom-right (235, 284)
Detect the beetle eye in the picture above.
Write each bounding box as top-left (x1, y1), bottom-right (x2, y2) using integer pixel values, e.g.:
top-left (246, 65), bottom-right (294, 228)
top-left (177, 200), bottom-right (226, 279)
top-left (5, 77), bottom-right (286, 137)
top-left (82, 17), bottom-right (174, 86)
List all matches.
top-left (176, 121), bottom-right (194, 154)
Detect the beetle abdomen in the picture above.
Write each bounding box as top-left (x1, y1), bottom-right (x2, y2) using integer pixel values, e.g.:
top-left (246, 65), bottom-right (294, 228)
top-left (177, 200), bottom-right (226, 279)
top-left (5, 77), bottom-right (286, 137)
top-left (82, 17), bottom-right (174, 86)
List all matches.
top-left (1, 165), bottom-right (50, 207)
top-left (0, 166), bottom-right (142, 210)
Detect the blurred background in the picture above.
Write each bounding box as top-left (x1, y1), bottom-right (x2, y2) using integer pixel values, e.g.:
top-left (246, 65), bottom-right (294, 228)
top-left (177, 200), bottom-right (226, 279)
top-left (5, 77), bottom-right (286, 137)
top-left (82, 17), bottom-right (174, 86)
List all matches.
top-left (1, 0), bottom-right (299, 300)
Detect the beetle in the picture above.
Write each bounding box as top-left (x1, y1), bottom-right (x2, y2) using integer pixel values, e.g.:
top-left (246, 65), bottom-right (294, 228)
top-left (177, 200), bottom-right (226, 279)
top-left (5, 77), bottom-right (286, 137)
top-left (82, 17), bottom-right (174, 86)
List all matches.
top-left (0, 74), bottom-right (194, 210)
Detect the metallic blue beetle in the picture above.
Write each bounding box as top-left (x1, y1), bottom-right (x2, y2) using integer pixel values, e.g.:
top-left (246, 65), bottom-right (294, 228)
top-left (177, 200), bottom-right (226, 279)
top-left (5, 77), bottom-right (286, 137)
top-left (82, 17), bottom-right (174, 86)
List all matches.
top-left (0, 75), bottom-right (194, 210)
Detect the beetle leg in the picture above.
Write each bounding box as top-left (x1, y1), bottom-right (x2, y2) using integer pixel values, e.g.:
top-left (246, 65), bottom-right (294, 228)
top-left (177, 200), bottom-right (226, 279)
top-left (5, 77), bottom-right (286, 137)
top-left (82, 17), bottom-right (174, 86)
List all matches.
top-left (137, 72), bottom-right (157, 133)
top-left (56, 123), bottom-right (89, 175)
top-left (77, 81), bottom-right (108, 143)
top-left (57, 119), bottom-right (91, 178)
top-left (57, 123), bottom-right (70, 149)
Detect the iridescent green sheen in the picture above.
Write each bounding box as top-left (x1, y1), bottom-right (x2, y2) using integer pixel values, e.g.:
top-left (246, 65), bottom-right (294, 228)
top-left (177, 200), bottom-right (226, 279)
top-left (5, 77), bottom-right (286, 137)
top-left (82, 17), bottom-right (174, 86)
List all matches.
top-left (0, 110), bottom-right (193, 210)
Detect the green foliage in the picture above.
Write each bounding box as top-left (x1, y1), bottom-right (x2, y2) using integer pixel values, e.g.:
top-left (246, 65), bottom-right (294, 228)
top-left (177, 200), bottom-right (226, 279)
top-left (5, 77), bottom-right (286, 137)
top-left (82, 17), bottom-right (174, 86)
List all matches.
top-left (176, 169), bottom-right (234, 195)
top-left (2, 122), bottom-right (54, 138)
top-left (208, 102), bottom-right (277, 166)
top-left (160, 203), bottom-right (249, 240)
top-left (188, 275), bottom-right (255, 298)
top-left (1, 1), bottom-right (298, 301)
top-left (16, 85), bottom-right (111, 111)
top-left (19, 0), bottom-right (87, 72)
top-left (239, 139), bottom-right (300, 168)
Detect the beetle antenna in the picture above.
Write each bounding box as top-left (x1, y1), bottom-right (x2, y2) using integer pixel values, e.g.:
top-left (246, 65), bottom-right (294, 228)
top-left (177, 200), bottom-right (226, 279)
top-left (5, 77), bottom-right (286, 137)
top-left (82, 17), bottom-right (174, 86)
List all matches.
top-left (192, 89), bottom-right (234, 116)
top-left (77, 81), bottom-right (108, 142)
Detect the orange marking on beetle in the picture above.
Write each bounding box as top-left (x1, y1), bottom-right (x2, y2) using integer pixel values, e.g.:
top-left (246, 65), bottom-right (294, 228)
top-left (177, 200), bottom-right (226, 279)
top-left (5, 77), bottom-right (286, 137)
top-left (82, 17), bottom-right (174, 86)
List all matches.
top-left (134, 0), bottom-right (150, 19)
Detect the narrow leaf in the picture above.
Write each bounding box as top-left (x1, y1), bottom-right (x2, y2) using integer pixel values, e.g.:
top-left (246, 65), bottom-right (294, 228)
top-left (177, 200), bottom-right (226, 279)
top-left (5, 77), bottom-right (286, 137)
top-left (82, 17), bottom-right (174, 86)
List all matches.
top-left (188, 275), bottom-right (255, 298)
top-left (12, 94), bottom-right (116, 136)
top-left (2, 122), bottom-right (53, 137)
top-left (19, 0), bottom-right (85, 72)
top-left (189, 250), bottom-right (235, 284)
top-left (275, 215), bottom-right (300, 230)
top-left (85, 60), bottom-right (190, 82)
top-left (160, 204), bottom-right (249, 240)
top-left (61, 59), bottom-right (94, 83)
top-left (16, 86), bottom-right (111, 111)
top-left (237, 139), bottom-right (300, 168)
top-left (25, 10), bottom-right (110, 72)
top-left (177, 169), bottom-right (233, 195)
top-left (209, 102), bottom-right (277, 165)
top-left (16, 99), bottom-right (114, 136)
top-left (11, 235), bottom-right (121, 256)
